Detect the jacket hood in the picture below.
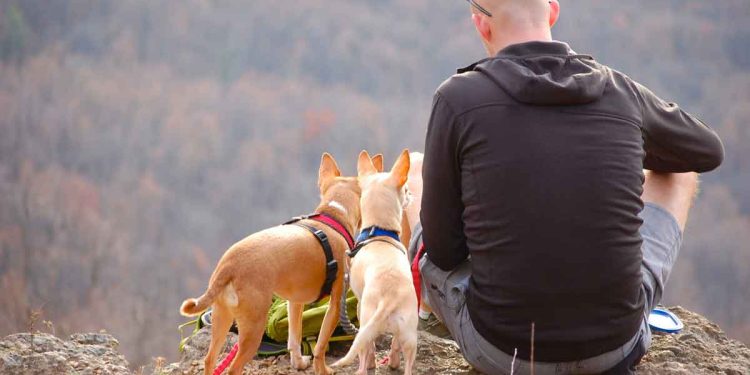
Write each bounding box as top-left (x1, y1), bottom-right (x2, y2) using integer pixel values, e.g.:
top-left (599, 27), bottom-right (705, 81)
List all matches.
top-left (460, 41), bottom-right (607, 105)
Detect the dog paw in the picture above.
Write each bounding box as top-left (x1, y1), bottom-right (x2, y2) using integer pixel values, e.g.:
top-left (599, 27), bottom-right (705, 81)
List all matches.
top-left (291, 354), bottom-right (311, 370)
top-left (367, 351), bottom-right (377, 369)
top-left (387, 356), bottom-right (401, 370)
top-left (313, 358), bottom-right (334, 375)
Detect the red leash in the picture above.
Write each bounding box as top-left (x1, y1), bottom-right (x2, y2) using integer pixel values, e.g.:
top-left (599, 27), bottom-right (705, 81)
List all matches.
top-left (213, 343), bottom-right (239, 375)
top-left (411, 244), bottom-right (426, 308)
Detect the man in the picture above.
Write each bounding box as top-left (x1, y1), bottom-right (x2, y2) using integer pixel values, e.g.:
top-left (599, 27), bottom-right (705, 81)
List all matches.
top-left (419, 0), bottom-right (724, 374)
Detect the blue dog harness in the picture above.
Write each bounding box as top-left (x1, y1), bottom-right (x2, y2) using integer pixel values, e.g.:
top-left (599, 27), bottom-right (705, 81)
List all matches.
top-left (347, 226), bottom-right (404, 258)
top-left (339, 225), bottom-right (406, 335)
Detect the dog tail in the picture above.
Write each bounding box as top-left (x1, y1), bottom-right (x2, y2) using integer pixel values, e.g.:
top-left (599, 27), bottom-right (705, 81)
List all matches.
top-left (332, 301), bottom-right (390, 368)
top-left (180, 270), bottom-right (231, 317)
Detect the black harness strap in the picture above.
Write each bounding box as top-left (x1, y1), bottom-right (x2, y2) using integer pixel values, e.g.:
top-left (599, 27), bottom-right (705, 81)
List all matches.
top-left (283, 213), bottom-right (319, 225)
top-left (290, 222), bottom-right (338, 302)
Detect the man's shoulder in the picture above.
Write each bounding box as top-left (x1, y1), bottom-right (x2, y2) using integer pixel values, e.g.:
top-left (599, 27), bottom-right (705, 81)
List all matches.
top-left (434, 69), bottom-right (509, 116)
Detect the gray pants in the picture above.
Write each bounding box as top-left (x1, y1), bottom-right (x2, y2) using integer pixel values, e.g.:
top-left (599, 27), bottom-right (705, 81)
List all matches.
top-left (419, 203), bottom-right (683, 374)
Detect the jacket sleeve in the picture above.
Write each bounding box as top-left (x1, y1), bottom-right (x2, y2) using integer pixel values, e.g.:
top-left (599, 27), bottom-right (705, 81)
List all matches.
top-left (421, 92), bottom-right (469, 271)
top-left (634, 82), bottom-right (724, 172)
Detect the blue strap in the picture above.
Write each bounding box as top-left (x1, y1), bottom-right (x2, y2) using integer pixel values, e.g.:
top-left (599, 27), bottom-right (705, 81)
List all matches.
top-left (356, 226), bottom-right (400, 244)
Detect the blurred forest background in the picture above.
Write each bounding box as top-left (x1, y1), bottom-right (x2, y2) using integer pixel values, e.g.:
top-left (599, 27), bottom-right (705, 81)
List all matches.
top-left (1, 0), bottom-right (749, 368)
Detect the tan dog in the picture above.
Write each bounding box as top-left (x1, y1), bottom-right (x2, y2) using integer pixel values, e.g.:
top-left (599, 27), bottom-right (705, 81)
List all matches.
top-left (180, 153), bottom-right (361, 375)
top-left (403, 152), bottom-right (423, 249)
top-left (332, 150), bottom-right (418, 375)
top-left (401, 152), bottom-right (432, 317)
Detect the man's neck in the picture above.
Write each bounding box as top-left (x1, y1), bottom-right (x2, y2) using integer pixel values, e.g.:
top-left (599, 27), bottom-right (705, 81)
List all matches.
top-left (488, 29), bottom-right (552, 56)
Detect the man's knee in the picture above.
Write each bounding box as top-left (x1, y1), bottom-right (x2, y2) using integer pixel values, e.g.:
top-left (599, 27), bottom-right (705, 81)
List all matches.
top-left (641, 171), bottom-right (699, 231)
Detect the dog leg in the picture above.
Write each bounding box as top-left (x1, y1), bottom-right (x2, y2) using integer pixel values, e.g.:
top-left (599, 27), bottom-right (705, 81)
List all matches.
top-left (367, 342), bottom-right (376, 369)
top-left (312, 282), bottom-right (343, 375)
top-left (287, 301), bottom-right (311, 370)
top-left (401, 334), bottom-right (418, 375)
top-left (357, 302), bottom-right (376, 370)
top-left (358, 302), bottom-right (377, 370)
top-left (388, 335), bottom-right (401, 370)
top-left (226, 298), bottom-right (271, 375)
top-left (356, 342), bottom-right (374, 375)
top-left (203, 304), bottom-right (233, 375)
top-left (356, 346), bottom-right (370, 375)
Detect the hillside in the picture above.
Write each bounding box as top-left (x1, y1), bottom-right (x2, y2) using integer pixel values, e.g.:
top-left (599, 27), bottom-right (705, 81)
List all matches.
top-left (1, 0), bottom-right (749, 367)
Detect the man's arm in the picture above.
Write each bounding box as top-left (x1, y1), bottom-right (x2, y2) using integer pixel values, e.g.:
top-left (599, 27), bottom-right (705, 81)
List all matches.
top-left (421, 92), bottom-right (469, 271)
top-left (635, 82), bottom-right (724, 172)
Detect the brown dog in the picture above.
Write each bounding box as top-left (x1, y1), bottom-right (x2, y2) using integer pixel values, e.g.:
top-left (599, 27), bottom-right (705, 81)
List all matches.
top-left (180, 153), bottom-right (361, 375)
top-left (332, 150), bottom-right (418, 375)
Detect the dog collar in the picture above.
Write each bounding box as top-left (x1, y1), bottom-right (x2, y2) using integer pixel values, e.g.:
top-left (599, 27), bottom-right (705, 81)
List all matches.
top-left (356, 226), bottom-right (400, 244)
top-left (314, 214), bottom-right (355, 249)
top-left (347, 226), bottom-right (404, 259)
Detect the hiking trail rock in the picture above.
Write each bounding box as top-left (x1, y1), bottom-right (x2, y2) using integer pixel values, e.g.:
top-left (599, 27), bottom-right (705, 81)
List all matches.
top-left (1, 306), bottom-right (748, 374)
top-left (636, 306), bottom-right (750, 374)
top-left (0, 331), bottom-right (129, 374)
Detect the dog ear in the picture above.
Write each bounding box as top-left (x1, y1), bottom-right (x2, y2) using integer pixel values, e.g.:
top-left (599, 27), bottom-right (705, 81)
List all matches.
top-left (389, 149), bottom-right (410, 188)
top-left (357, 150), bottom-right (377, 177)
top-left (319, 153), bottom-right (341, 189)
top-left (371, 154), bottom-right (384, 173)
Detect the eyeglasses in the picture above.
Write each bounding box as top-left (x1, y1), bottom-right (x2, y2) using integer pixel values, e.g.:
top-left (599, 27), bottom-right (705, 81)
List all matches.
top-left (466, 0), bottom-right (493, 17)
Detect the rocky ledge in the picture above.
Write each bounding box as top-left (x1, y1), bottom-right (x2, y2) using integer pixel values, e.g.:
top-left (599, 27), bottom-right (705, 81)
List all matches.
top-left (2, 306), bottom-right (749, 374)
top-left (636, 306), bottom-right (750, 374)
top-left (0, 332), bottom-right (130, 374)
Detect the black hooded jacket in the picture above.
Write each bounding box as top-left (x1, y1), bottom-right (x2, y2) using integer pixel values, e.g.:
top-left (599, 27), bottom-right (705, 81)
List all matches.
top-left (421, 41), bottom-right (723, 362)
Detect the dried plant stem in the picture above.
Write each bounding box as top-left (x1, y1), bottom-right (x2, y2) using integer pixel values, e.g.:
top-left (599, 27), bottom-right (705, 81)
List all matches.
top-left (530, 322), bottom-right (536, 375)
top-left (27, 308), bottom-right (42, 351)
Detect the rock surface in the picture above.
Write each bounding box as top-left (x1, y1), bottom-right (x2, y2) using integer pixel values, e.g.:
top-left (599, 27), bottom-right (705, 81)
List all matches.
top-left (637, 306), bottom-right (750, 374)
top-left (2, 307), bottom-right (749, 374)
top-left (0, 331), bottom-right (130, 374)
top-left (161, 328), bottom-right (475, 375)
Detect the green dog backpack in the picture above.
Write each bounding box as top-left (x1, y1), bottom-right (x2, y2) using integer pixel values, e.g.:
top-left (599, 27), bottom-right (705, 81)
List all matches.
top-left (179, 291), bottom-right (359, 356)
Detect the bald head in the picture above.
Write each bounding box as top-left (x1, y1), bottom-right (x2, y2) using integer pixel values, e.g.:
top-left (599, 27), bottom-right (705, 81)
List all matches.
top-left (477, 0), bottom-right (550, 27)
top-left (469, 0), bottom-right (560, 56)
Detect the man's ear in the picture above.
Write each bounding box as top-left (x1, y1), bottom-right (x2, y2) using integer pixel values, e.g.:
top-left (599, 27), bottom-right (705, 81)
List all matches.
top-left (389, 149), bottom-right (410, 188)
top-left (357, 150), bottom-right (377, 177)
top-left (318, 153), bottom-right (341, 190)
top-left (472, 13), bottom-right (492, 44)
top-left (371, 154), bottom-right (384, 173)
top-left (549, 0), bottom-right (560, 28)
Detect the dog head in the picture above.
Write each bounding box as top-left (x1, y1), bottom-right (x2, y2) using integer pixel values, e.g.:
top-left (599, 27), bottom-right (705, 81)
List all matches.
top-left (318, 153), bottom-right (362, 233)
top-left (357, 150), bottom-right (411, 231)
top-left (368, 152), bottom-right (415, 247)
